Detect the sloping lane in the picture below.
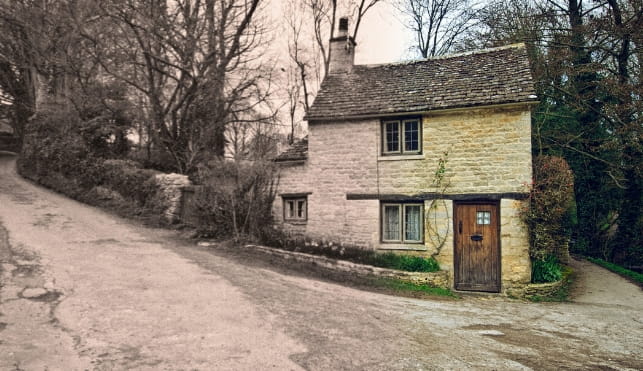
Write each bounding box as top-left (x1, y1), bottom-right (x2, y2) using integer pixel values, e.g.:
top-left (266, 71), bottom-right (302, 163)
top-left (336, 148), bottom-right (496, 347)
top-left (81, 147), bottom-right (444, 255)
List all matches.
top-left (0, 153), bottom-right (306, 370)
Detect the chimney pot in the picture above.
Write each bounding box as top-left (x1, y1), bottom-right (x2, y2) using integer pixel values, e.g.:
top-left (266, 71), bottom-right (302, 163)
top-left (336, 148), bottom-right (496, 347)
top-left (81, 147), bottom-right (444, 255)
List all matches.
top-left (339, 17), bottom-right (349, 33)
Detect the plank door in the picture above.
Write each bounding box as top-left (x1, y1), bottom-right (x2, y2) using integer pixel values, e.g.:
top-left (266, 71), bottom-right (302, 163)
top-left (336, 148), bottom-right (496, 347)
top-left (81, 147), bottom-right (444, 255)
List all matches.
top-left (454, 202), bottom-right (500, 292)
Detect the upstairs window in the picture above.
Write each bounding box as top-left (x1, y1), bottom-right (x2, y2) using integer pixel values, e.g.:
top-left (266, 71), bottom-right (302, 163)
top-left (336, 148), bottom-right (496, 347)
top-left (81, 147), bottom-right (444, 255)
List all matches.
top-left (284, 197), bottom-right (307, 222)
top-left (382, 118), bottom-right (422, 155)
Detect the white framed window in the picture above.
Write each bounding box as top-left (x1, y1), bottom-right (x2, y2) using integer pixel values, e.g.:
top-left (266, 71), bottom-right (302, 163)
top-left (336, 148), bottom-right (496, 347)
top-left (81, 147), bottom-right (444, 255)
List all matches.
top-left (381, 202), bottom-right (423, 243)
top-left (284, 197), bottom-right (307, 222)
top-left (382, 118), bottom-right (422, 155)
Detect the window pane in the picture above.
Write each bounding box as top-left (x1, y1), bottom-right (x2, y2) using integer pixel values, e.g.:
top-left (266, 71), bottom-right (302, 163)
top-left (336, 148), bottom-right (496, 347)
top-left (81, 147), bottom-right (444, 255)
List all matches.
top-left (385, 122), bottom-right (399, 152)
top-left (287, 201), bottom-right (295, 218)
top-left (383, 205), bottom-right (400, 240)
top-left (477, 211), bottom-right (491, 225)
top-left (405, 205), bottom-right (422, 241)
top-left (404, 121), bottom-right (419, 152)
top-left (297, 200), bottom-right (306, 218)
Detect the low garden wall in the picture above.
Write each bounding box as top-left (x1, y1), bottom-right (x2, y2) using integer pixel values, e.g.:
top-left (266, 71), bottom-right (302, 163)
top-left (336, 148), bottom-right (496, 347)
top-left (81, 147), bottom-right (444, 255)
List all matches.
top-left (505, 267), bottom-right (573, 299)
top-left (242, 244), bottom-right (450, 288)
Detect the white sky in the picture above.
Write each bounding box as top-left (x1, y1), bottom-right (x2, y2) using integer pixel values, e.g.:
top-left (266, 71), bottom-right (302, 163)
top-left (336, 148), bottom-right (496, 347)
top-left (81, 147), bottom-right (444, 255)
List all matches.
top-left (353, 2), bottom-right (416, 64)
top-left (266, 1), bottom-right (416, 67)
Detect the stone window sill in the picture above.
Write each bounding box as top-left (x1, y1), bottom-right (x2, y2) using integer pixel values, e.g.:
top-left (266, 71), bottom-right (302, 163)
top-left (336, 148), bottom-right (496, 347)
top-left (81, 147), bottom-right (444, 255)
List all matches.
top-left (377, 244), bottom-right (427, 251)
top-left (378, 154), bottom-right (425, 161)
top-left (285, 220), bottom-right (307, 226)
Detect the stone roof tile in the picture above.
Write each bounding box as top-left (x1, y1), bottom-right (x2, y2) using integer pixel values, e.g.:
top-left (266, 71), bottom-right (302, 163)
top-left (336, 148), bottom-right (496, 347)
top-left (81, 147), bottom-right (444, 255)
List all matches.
top-left (306, 44), bottom-right (537, 121)
top-left (274, 136), bottom-right (308, 162)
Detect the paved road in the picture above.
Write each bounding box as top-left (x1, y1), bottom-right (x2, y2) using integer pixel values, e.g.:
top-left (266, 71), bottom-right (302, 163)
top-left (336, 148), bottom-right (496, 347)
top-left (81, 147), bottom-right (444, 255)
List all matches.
top-left (1, 152), bottom-right (642, 370)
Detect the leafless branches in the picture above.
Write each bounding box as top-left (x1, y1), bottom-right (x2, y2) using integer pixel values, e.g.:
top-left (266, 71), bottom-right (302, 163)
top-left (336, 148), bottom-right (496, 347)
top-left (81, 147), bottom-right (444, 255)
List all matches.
top-left (395, 0), bottom-right (479, 57)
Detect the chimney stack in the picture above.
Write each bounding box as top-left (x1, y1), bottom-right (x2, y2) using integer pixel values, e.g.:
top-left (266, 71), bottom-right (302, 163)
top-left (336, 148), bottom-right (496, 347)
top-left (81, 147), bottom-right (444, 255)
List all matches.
top-left (328, 17), bottom-right (356, 74)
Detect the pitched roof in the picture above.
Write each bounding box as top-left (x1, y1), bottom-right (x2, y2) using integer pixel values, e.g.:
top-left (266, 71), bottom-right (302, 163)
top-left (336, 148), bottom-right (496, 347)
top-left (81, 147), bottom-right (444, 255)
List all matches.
top-left (274, 136), bottom-right (308, 162)
top-left (306, 44), bottom-right (537, 121)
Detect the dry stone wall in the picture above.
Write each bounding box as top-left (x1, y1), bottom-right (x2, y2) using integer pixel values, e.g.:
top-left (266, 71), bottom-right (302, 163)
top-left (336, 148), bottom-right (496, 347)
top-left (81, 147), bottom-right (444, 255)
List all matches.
top-left (153, 173), bottom-right (191, 223)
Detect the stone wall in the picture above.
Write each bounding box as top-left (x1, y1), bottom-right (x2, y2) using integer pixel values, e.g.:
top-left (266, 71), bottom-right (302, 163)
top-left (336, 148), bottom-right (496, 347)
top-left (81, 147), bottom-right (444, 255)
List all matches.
top-left (244, 244), bottom-right (450, 289)
top-left (153, 173), bottom-right (191, 223)
top-left (376, 107), bottom-right (532, 194)
top-left (500, 199), bottom-right (532, 285)
top-left (275, 104), bottom-right (533, 288)
top-left (274, 119), bottom-right (380, 247)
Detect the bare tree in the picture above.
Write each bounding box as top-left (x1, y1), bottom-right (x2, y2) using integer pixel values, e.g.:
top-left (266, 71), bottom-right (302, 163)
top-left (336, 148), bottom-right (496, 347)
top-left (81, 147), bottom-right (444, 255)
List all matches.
top-left (78, 0), bottom-right (272, 174)
top-left (0, 0), bottom-right (71, 138)
top-left (395, 0), bottom-right (479, 58)
top-left (276, 0), bottom-right (382, 146)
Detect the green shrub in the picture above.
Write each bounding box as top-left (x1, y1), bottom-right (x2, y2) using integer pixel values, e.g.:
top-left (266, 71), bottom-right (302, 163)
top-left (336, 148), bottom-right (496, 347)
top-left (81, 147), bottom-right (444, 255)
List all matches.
top-left (18, 106), bottom-right (167, 222)
top-left (192, 159), bottom-right (278, 240)
top-left (102, 159), bottom-right (160, 205)
top-left (532, 255), bottom-right (562, 283)
top-left (19, 107), bottom-right (98, 185)
top-left (371, 253), bottom-right (440, 272)
top-left (522, 156), bottom-right (575, 262)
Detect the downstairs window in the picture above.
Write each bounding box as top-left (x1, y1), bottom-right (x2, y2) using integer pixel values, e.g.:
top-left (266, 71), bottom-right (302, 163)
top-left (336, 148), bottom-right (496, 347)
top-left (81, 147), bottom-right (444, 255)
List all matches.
top-left (283, 197), bottom-right (307, 222)
top-left (381, 202), bottom-right (423, 243)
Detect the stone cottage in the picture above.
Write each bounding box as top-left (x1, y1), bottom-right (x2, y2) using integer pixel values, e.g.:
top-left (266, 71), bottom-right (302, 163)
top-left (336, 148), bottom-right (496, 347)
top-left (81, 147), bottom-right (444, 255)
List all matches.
top-left (274, 19), bottom-right (538, 293)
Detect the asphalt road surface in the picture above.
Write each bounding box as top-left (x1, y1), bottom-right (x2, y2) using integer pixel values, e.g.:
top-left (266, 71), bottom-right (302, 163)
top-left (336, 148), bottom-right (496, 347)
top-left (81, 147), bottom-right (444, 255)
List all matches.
top-left (1, 152), bottom-right (642, 370)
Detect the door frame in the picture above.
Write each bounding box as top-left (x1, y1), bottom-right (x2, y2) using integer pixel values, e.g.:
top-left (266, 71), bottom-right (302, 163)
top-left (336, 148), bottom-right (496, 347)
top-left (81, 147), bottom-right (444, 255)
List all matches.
top-left (453, 200), bottom-right (501, 292)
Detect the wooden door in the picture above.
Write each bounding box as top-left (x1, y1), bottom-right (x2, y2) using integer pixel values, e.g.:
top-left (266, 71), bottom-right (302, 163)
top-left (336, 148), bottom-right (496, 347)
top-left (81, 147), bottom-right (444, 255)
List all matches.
top-left (454, 202), bottom-right (500, 292)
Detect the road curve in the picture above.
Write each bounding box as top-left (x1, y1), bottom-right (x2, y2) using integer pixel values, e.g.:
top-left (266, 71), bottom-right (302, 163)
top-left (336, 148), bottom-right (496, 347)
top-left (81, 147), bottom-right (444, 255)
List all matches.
top-left (0, 153), bottom-right (306, 370)
top-left (0, 152), bottom-right (642, 370)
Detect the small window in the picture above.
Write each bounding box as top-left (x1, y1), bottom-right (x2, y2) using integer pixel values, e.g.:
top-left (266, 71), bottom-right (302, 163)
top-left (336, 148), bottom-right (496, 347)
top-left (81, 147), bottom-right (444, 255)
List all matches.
top-left (381, 202), bottom-right (423, 243)
top-left (382, 204), bottom-right (401, 241)
top-left (477, 211), bottom-right (491, 225)
top-left (404, 120), bottom-right (419, 152)
top-left (384, 122), bottom-right (400, 152)
top-left (284, 197), bottom-right (307, 222)
top-left (382, 118), bottom-right (422, 155)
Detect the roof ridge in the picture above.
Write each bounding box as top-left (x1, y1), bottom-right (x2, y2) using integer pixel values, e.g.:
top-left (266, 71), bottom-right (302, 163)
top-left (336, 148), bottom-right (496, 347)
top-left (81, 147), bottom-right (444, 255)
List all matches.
top-left (358, 43), bottom-right (527, 69)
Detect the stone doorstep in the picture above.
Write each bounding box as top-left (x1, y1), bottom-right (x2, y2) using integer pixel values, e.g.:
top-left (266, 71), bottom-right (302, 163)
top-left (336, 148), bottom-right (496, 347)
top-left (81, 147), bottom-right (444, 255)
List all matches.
top-left (238, 244), bottom-right (449, 288)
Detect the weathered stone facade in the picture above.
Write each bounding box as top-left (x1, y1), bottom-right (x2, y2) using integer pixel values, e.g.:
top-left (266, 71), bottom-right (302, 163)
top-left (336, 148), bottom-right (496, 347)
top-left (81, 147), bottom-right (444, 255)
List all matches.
top-left (275, 104), bottom-right (533, 291)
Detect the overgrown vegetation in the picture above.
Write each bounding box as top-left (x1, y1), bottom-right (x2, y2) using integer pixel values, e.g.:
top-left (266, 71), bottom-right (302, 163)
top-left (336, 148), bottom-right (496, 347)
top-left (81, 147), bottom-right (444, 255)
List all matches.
top-left (444, 0), bottom-right (642, 271)
top-left (191, 159), bottom-right (278, 241)
top-left (17, 106), bottom-right (167, 222)
top-left (586, 257), bottom-right (643, 285)
top-left (531, 255), bottom-right (562, 283)
top-left (371, 253), bottom-right (440, 272)
top-left (522, 156), bottom-right (574, 283)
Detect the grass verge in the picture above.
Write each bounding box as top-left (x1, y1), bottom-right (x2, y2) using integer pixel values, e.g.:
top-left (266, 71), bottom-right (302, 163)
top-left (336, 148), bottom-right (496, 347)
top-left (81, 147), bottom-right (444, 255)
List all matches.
top-left (370, 278), bottom-right (459, 299)
top-left (585, 257), bottom-right (643, 285)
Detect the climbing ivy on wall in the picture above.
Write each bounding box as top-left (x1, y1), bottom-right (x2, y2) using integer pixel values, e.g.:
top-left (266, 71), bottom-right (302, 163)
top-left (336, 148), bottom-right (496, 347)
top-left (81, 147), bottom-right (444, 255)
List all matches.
top-left (426, 150), bottom-right (451, 257)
